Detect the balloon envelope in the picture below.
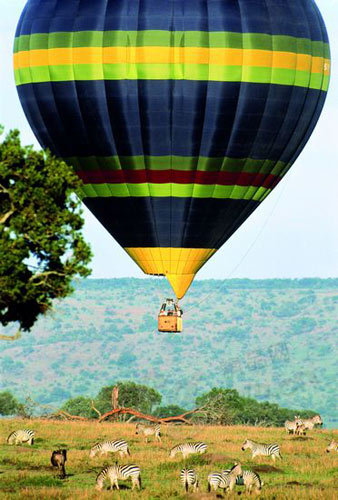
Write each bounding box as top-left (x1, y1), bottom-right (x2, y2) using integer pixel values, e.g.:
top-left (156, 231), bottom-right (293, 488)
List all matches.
top-left (14, 0), bottom-right (330, 298)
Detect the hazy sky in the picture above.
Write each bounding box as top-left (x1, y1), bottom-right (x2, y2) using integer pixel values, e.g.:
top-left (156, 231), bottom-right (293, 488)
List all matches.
top-left (1, 0), bottom-right (337, 283)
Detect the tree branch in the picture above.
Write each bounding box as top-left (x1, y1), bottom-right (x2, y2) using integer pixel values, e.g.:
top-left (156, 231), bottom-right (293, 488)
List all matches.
top-left (91, 400), bottom-right (102, 418)
top-left (0, 329), bottom-right (22, 341)
top-left (0, 209), bottom-right (15, 225)
top-left (29, 271), bottom-right (66, 283)
top-left (45, 410), bottom-right (87, 421)
top-left (98, 406), bottom-right (205, 424)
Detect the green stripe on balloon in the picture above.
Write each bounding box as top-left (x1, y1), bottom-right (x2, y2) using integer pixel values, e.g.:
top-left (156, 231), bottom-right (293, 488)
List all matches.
top-left (14, 64), bottom-right (329, 91)
top-left (78, 182), bottom-right (270, 200)
top-left (14, 30), bottom-right (330, 58)
top-left (66, 155), bottom-right (288, 177)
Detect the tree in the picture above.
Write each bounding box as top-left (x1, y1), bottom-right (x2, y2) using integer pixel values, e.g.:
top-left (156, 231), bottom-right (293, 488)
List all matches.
top-left (0, 128), bottom-right (92, 339)
top-left (195, 388), bottom-right (242, 425)
top-left (0, 390), bottom-right (19, 415)
top-left (153, 405), bottom-right (187, 418)
top-left (61, 396), bottom-right (98, 419)
top-left (94, 382), bottom-right (162, 415)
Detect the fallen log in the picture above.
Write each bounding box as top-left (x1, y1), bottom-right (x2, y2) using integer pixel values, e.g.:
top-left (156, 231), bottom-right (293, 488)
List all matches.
top-left (98, 406), bottom-right (202, 424)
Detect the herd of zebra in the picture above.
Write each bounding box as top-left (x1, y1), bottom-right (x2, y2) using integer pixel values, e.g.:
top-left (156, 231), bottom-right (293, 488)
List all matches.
top-left (6, 415), bottom-right (337, 494)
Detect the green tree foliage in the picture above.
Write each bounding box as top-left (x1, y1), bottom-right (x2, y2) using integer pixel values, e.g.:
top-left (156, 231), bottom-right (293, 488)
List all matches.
top-left (0, 390), bottom-right (19, 415)
top-left (94, 381), bottom-right (162, 415)
top-left (61, 396), bottom-right (97, 419)
top-left (153, 405), bottom-right (187, 418)
top-left (0, 128), bottom-right (92, 336)
top-left (195, 388), bottom-right (241, 425)
top-left (195, 387), bottom-right (316, 426)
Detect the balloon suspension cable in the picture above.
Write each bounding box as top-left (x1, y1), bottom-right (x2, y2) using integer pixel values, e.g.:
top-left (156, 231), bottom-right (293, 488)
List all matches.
top-left (184, 171), bottom-right (294, 314)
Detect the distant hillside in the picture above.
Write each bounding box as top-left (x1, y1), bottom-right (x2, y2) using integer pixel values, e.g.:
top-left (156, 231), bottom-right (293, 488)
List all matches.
top-left (0, 278), bottom-right (337, 427)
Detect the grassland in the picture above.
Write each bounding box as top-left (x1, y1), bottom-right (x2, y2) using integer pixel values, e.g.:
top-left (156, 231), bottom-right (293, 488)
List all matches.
top-left (0, 419), bottom-right (337, 499)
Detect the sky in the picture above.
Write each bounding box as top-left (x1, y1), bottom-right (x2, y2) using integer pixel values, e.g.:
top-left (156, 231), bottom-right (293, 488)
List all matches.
top-left (1, 0), bottom-right (337, 283)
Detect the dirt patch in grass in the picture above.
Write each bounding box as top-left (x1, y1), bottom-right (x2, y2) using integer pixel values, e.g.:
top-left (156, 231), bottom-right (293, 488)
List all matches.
top-left (252, 465), bottom-right (284, 474)
top-left (204, 453), bottom-right (234, 464)
top-left (286, 481), bottom-right (313, 487)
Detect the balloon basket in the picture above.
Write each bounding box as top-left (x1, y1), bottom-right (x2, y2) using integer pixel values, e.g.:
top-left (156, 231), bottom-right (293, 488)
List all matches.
top-left (158, 315), bottom-right (183, 333)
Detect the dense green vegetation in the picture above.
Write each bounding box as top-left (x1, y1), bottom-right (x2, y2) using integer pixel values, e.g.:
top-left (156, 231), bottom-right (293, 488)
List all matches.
top-left (0, 128), bottom-right (91, 338)
top-left (2, 383), bottom-right (317, 428)
top-left (0, 278), bottom-right (337, 427)
top-left (64, 385), bottom-right (318, 426)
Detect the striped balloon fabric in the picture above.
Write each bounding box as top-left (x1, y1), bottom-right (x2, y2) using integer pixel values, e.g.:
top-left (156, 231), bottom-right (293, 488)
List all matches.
top-left (14, 0), bottom-right (330, 299)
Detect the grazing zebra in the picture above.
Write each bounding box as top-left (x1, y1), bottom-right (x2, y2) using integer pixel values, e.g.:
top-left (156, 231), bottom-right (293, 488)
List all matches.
top-left (295, 423), bottom-right (307, 436)
top-left (222, 467), bottom-right (263, 494)
top-left (241, 470), bottom-right (263, 495)
top-left (301, 415), bottom-right (323, 430)
top-left (284, 416), bottom-right (303, 434)
top-left (51, 449), bottom-right (67, 478)
top-left (326, 439), bottom-right (338, 453)
top-left (180, 468), bottom-right (199, 492)
top-left (242, 439), bottom-right (282, 463)
top-left (95, 464), bottom-right (141, 491)
top-left (169, 442), bottom-right (207, 459)
top-left (135, 423), bottom-right (161, 443)
top-left (7, 429), bottom-right (35, 446)
top-left (208, 463), bottom-right (242, 493)
top-left (89, 440), bottom-right (130, 458)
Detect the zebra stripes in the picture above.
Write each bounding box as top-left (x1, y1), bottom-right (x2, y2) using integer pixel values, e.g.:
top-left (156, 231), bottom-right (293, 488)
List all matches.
top-left (169, 442), bottom-right (207, 459)
top-left (223, 468), bottom-right (263, 493)
top-left (180, 468), bottom-right (199, 492)
top-left (241, 470), bottom-right (263, 494)
top-left (7, 429), bottom-right (35, 446)
top-left (242, 439), bottom-right (282, 463)
top-left (208, 463), bottom-right (242, 493)
top-left (285, 416), bottom-right (303, 435)
top-left (95, 464), bottom-right (141, 491)
top-left (326, 439), bottom-right (338, 453)
top-left (135, 423), bottom-right (161, 443)
top-left (301, 415), bottom-right (323, 430)
top-left (89, 440), bottom-right (130, 458)
top-left (295, 423), bottom-right (307, 436)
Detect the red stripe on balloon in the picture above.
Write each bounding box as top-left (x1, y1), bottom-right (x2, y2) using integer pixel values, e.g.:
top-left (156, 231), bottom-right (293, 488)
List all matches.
top-left (77, 170), bottom-right (281, 188)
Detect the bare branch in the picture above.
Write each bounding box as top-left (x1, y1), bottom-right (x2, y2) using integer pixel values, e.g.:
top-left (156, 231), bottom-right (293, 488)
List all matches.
top-left (29, 271), bottom-right (66, 283)
top-left (0, 209), bottom-right (15, 224)
top-left (98, 406), bottom-right (206, 425)
top-left (0, 329), bottom-right (22, 341)
top-left (91, 400), bottom-right (102, 418)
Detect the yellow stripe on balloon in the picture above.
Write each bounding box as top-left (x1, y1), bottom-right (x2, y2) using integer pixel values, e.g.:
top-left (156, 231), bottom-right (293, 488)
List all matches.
top-left (13, 46), bottom-right (330, 76)
top-left (124, 247), bottom-right (216, 298)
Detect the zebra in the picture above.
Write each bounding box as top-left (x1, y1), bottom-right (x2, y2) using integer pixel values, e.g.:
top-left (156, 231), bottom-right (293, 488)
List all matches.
top-left (284, 416), bottom-right (303, 434)
top-left (222, 467), bottom-right (263, 494)
top-left (7, 429), bottom-right (35, 445)
top-left (180, 468), bottom-right (199, 492)
top-left (301, 415), bottom-right (323, 430)
top-left (135, 423), bottom-right (161, 443)
top-left (95, 464), bottom-right (141, 491)
top-left (242, 439), bottom-right (282, 463)
top-left (326, 439), bottom-right (338, 453)
top-left (295, 423), bottom-right (307, 436)
top-left (89, 440), bottom-right (130, 458)
top-left (241, 470), bottom-right (263, 495)
top-left (169, 442), bottom-right (207, 459)
top-left (208, 463), bottom-right (242, 493)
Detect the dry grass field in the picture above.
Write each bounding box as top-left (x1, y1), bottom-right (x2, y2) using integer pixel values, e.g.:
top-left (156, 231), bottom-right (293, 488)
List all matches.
top-left (0, 419), bottom-right (337, 499)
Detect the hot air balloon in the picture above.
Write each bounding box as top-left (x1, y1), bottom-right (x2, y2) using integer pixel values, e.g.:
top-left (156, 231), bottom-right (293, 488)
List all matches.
top-left (14, 0), bottom-right (330, 330)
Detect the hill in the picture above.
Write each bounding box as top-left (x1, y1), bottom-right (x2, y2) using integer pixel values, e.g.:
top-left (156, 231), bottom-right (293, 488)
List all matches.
top-left (0, 278), bottom-right (337, 426)
top-left (0, 419), bottom-right (337, 499)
